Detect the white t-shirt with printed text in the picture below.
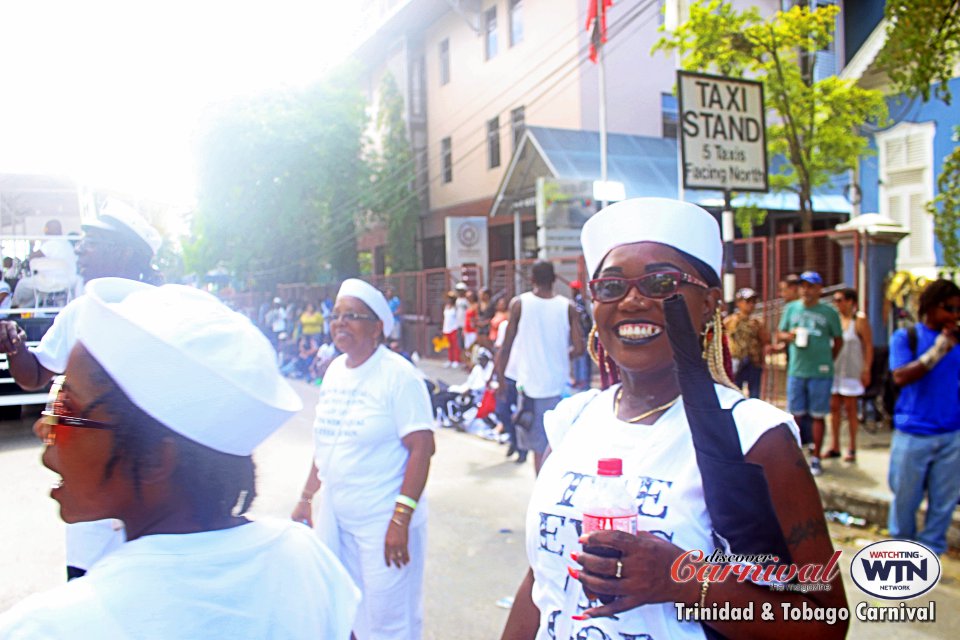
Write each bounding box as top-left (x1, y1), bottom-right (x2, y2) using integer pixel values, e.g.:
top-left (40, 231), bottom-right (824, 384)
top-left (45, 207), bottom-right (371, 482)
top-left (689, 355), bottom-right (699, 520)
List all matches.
top-left (526, 384), bottom-right (798, 640)
top-left (313, 346), bottom-right (434, 534)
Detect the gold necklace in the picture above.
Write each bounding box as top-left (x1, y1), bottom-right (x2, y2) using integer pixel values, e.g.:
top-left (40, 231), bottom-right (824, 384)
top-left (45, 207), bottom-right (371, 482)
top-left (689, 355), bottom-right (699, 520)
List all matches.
top-left (614, 388), bottom-right (680, 424)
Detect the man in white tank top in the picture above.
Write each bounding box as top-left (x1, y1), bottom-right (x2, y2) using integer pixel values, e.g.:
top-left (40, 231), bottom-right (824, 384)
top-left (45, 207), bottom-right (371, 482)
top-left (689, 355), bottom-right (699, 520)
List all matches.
top-left (494, 261), bottom-right (585, 473)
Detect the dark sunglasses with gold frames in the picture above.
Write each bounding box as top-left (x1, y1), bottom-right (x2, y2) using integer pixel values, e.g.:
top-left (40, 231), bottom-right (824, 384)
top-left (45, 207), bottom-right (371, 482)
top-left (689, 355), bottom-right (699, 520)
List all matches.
top-left (40, 376), bottom-right (116, 446)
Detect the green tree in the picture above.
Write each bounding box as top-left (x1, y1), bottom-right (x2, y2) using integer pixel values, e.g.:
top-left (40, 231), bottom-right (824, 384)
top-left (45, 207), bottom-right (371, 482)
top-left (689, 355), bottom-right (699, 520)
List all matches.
top-left (929, 131), bottom-right (960, 267)
top-left (877, 0), bottom-right (960, 105)
top-left (655, 0), bottom-right (887, 234)
top-left (185, 67), bottom-right (369, 289)
top-left (369, 73), bottom-right (421, 273)
top-left (875, 2), bottom-right (960, 268)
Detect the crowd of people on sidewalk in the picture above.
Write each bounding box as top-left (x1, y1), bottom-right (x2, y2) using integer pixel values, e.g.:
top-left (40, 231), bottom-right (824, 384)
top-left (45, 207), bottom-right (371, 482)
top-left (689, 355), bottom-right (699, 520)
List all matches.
top-left (2, 195), bottom-right (960, 639)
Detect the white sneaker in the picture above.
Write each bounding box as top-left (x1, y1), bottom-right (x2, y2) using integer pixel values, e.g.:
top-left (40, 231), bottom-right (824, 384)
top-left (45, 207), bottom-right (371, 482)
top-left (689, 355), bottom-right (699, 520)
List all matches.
top-left (810, 457), bottom-right (822, 477)
top-left (451, 362), bottom-right (460, 369)
top-left (443, 362), bottom-right (452, 368)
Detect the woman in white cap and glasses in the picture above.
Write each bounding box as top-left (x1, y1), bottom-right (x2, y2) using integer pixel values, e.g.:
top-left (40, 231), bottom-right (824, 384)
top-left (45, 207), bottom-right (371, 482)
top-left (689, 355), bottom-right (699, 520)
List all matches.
top-left (293, 279), bottom-right (435, 640)
top-left (501, 199), bottom-right (847, 640)
top-left (0, 279), bottom-right (360, 638)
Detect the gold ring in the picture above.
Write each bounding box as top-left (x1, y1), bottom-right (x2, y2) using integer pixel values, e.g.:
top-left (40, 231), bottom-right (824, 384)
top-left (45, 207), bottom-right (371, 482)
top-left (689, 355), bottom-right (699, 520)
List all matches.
top-left (615, 560), bottom-right (623, 579)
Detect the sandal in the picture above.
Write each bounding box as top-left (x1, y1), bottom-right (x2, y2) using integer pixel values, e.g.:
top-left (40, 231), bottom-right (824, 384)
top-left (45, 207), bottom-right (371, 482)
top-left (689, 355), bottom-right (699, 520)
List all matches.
top-left (824, 449), bottom-right (842, 459)
top-left (844, 450), bottom-right (856, 463)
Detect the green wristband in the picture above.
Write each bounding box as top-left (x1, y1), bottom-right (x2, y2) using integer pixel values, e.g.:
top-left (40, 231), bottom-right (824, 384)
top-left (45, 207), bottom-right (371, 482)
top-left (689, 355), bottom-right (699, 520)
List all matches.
top-left (395, 494), bottom-right (418, 511)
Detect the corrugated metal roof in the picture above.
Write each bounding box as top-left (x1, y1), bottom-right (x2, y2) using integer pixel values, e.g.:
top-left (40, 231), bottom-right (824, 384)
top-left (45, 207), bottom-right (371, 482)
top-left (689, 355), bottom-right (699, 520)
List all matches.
top-left (491, 126), bottom-right (849, 216)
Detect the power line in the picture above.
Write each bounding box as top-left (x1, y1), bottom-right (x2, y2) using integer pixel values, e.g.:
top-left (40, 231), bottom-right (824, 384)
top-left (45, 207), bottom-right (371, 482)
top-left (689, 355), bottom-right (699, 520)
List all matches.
top-left (231, 0), bottom-right (662, 280)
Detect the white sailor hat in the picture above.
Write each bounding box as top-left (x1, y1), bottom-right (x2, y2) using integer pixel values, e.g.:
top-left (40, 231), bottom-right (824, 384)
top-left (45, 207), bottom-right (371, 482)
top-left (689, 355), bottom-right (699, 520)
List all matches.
top-left (581, 198), bottom-right (722, 279)
top-left (76, 278), bottom-right (302, 456)
top-left (336, 278), bottom-right (394, 338)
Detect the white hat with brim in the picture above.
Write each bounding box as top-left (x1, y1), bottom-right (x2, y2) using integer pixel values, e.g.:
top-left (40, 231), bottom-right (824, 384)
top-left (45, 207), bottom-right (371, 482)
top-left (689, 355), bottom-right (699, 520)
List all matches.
top-left (336, 278), bottom-right (394, 338)
top-left (77, 278), bottom-right (302, 456)
top-left (581, 198), bottom-right (723, 280)
top-left (82, 199), bottom-right (162, 257)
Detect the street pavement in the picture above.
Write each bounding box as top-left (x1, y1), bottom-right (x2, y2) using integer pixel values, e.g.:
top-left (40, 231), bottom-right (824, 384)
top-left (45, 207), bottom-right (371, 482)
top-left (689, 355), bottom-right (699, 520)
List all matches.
top-left (0, 357), bottom-right (958, 638)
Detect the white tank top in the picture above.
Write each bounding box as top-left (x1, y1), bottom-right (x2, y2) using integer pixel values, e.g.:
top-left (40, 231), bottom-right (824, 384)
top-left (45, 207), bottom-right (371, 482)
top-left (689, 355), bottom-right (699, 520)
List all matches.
top-left (513, 291), bottom-right (571, 398)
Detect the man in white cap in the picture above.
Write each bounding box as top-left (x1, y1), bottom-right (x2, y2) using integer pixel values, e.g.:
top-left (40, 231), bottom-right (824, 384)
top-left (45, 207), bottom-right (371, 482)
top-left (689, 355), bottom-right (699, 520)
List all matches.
top-left (0, 198), bottom-right (162, 580)
top-left (723, 287), bottom-right (770, 399)
top-left (0, 279), bottom-right (359, 638)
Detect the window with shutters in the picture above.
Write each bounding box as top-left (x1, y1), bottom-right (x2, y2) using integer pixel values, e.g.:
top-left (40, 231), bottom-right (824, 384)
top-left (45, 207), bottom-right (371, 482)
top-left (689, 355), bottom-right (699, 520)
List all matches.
top-left (877, 122), bottom-right (936, 270)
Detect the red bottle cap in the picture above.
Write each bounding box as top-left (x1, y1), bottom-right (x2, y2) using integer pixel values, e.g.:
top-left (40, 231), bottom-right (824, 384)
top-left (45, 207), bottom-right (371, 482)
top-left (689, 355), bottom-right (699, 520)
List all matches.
top-left (597, 458), bottom-right (623, 476)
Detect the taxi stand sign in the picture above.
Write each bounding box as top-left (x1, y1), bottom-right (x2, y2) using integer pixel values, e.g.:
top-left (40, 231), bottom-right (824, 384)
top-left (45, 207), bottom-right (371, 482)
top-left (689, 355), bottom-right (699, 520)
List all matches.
top-left (677, 70), bottom-right (768, 193)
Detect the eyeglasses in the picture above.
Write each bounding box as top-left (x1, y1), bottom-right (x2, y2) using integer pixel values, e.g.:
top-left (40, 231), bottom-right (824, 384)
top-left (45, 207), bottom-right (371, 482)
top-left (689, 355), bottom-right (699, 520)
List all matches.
top-left (40, 376), bottom-right (116, 446)
top-left (588, 271), bottom-right (709, 303)
top-left (940, 304), bottom-right (960, 314)
top-left (327, 312), bottom-right (378, 323)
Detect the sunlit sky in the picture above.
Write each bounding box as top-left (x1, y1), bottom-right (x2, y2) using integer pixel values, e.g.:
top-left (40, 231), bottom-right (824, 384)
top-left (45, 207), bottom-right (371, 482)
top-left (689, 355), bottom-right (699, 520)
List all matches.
top-left (0, 0), bottom-right (363, 208)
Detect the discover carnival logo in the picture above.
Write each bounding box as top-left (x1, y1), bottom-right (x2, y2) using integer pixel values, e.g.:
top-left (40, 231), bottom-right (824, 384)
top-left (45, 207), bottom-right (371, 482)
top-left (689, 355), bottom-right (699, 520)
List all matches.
top-left (671, 541), bottom-right (942, 625)
top-left (850, 539), bottom-right (941, 600)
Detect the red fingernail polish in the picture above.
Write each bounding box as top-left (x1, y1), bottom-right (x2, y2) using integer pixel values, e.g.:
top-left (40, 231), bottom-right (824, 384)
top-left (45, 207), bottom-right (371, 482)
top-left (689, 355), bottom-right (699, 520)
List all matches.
top-left (571, 614), bottom-right (589, 621)
top-left (570, 552), bottom-right (579, 562)
top-left (578, 535), bottom-right (588, 544)
top-left (567, 566), bottom-right (580, 580)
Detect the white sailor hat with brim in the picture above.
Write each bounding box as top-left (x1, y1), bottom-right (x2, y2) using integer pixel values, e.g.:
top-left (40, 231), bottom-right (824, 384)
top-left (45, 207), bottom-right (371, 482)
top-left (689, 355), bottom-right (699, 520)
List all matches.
top-left (336, 278), bottom-right (395, 338)
top-left (82, 199), bottom-right (162, 257)
top-left (76, 278), bottom-right (303, 456)
top-left (581, 197), bottom-right (723, 279)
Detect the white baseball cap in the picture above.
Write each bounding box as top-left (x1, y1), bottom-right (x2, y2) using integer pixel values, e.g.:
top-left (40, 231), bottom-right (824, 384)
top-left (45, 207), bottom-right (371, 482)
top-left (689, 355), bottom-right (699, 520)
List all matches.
top-left (76, 278), bottom-right (302, 456)
top-left (581, 198), bottom-right (722, 279)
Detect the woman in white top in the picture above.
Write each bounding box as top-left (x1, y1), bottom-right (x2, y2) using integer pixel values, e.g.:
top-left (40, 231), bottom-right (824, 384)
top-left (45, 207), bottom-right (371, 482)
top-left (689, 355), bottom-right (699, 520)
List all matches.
top-left (0, 280), bottom-right (358, 639)
top-left (293, 279), bottom-right (435, 640)
top-left (829, 288), bottom-right (873, 462)
top-left (500, 198), bottom-right (847, 640)
top-left (441, 290), bottom-right (461, 368)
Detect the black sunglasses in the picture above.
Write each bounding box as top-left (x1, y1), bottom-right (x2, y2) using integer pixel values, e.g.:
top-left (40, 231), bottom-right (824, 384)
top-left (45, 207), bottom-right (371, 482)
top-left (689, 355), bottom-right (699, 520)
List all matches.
top-left (328, 312), bottom-right (378, 323)
top-left (940, 304), bottom-right (960, 314)
top-left (589, 271), bottom-right (708, 303)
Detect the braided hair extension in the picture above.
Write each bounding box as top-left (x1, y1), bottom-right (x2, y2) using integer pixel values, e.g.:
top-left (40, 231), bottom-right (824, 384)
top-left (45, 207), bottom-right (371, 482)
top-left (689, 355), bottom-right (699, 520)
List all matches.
top-left (86, 356), bottom-right (258, 526)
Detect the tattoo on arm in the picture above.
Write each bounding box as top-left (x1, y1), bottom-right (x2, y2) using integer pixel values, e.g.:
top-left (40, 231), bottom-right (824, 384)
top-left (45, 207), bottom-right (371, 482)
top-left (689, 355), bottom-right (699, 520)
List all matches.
top-left (785, 517), bottom-right (828, 547)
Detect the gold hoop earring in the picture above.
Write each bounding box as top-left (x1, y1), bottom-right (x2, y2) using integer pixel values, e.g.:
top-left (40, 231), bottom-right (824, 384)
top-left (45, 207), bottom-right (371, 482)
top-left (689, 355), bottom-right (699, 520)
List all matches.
top-left (587, 324), bottom-right (601, 366)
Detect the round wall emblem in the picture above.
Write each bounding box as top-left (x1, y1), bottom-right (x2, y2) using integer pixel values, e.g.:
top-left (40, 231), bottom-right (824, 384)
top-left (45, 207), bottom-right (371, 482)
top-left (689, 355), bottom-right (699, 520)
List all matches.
top-left (458, 222), bottom-right (480, 248)
top-left (850, 539), bottom-right (941, 600)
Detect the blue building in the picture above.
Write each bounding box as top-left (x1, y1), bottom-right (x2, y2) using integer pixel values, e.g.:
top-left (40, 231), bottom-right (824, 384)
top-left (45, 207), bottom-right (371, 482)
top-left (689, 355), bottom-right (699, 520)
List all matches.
top-left (840, 0), bottom-right (960, 275)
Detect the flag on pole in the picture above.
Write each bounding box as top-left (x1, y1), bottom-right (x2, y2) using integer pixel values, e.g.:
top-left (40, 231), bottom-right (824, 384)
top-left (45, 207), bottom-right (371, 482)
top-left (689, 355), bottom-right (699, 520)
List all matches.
top-left (586, 0), bottom-right (614, 63)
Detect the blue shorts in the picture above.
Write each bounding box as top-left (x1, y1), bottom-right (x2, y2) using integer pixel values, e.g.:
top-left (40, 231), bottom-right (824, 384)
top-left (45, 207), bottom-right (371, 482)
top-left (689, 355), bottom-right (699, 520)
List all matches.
top-left (787, 376), bottom-right (832, 418)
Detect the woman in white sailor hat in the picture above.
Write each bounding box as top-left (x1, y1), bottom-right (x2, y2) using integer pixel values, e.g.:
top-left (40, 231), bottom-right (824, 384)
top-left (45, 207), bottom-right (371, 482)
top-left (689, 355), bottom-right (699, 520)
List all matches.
top-left (0, 278), bottom-right (360, 638)
top-left (293, 278), bottom-right (435, 640)
top-left (501, 198), bottom-right (847, 640)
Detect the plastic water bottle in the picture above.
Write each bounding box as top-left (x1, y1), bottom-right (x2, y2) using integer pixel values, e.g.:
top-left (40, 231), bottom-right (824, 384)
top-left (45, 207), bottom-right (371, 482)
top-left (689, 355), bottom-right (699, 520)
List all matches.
top-left (581, 458), bottom-right (637, 603)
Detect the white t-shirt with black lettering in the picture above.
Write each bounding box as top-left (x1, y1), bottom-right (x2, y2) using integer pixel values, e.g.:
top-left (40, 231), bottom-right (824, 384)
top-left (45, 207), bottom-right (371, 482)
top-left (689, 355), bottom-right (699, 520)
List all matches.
top-left (526, 384), bottom-right (797, 640)
top-left (313, 346), bottom-right (434, 534)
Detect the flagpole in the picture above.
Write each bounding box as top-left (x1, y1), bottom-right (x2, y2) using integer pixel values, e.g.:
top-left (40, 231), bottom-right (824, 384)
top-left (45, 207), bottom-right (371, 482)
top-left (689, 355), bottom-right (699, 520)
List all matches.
top-left (597, 0), bottom-right (608, 210)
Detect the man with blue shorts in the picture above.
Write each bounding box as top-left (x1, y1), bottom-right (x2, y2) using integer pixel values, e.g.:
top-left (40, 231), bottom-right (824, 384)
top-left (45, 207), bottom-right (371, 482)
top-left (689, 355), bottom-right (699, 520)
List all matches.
top-left (887, 279), bottom-right (960, 555)
top-left (778, 271), bottom-right (842, 476)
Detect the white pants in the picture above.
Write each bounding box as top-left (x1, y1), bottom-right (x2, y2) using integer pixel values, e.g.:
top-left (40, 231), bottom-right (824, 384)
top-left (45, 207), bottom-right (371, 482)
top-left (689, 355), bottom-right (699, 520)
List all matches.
top-left (338, 523), bottom-right (426, 640)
